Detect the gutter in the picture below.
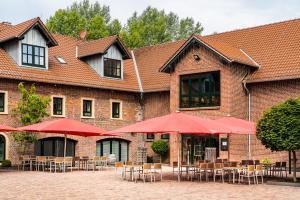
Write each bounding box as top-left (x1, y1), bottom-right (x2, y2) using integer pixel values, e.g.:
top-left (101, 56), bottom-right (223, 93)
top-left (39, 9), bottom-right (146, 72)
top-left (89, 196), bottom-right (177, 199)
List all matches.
top-left (131, 50), bottom-right (143, 94)
top-left (242, 71), bottom-right (252, 159)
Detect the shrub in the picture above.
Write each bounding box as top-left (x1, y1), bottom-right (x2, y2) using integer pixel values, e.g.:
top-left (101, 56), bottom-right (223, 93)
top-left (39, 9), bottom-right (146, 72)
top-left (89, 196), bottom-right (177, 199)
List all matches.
top-left (1, 160), bottom-right (12, 167)
top-left (151, 140), bottom-right (169, 162)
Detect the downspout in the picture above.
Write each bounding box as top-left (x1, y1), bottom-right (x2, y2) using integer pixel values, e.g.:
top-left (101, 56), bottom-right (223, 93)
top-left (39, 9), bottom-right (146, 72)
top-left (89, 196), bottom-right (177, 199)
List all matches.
top-left (242, 71), bottom-right (251, 160)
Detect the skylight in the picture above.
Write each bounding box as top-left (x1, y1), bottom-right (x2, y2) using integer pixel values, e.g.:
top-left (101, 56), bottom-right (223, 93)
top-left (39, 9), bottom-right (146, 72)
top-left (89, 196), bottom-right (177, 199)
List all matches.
top-left (56, 56), bottom-right (66, 64)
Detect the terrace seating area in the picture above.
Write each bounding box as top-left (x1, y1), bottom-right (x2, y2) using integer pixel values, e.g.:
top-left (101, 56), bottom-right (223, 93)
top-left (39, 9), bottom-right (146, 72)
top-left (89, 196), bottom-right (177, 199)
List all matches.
top-left (17, 155), bottom-right (109, 172)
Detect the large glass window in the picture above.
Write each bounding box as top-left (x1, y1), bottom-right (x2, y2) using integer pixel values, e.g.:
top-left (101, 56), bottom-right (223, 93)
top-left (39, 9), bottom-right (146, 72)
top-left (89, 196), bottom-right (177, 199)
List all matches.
top-left (35, 137), bottom-right (76, 157)
top-left (180, 71), bottom-right (220, 108)
top-left (104, 58), bottom-right (121, 78)
top-left (0, 93), bottom-right (5, 113)
top-left (22, 44), bottom-right (45, 68)
top-left (112, 102), bottom-right (121, 119)
top-left (0, 135), bottom-right (5, 161)
top-left (53, 97), bottom-right (63, 116)
top-left (82, 99), bottom-right (93, 117)
top-left (96, 139), bottom-right (129, 162)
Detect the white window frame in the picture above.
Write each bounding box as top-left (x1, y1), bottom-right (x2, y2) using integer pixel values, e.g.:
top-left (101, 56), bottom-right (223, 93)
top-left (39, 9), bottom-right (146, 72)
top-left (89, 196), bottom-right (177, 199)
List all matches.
top-left (51, 95), bottom-right (66, 117)
top-left (0, 91), bottom-right (8, 115)
top-left (81, 98), bottom-right (95, 119)
top-left (110, 99), bottom-right (122, 120)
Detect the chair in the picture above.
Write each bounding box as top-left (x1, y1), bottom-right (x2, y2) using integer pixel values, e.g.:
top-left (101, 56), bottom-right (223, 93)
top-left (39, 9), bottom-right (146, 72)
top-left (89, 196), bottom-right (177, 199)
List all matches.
top-left (255, 165), bottom-right (264, 184)
top-left (216, 159), bottom-right (223, 163)
top-left (152, 163), bottom-right (163, 182)
top-left (136, 163), bottom-right (153, 183)
top-left (239, 165), bottom-right (256, 185)
top-left (115, 162), bottom-right (124, 177)
top-left (74, 156), bottom-right (81, 170)
top-left (50, 157), bottom-right (64, 173)
top-left (280, 162), bottom-right (288, 178)
top-left (206, 163), bottom-right (214, 181)
top-left (248, 160), bottom-right (254, 165)
top-left (241, 160), bottom-right (248, 166)
top-left (64, 157), bottom-right (73, 172)
top-left (124, 161), bottom-right (133, 179)
top-left (254, 160), bottom-right (260, 165)
top-left (214, 163), bottom-right (224, 183)
top-left (36, 156), bottom-right (47, 171)
top-left (172, 161), bottom-right (179, 176)
top-left (230, 162), bottom-right (238, 167)
top-left (100, 156), bottom-right (108, 168)
top-left (272, 162), bottom-right (282, 176)
top-left (87, 156), bottom-right (100, 171)
top-left (194, 163), bottom-right (207, 182)
top-left (18, 155), bottom-right (30, 171)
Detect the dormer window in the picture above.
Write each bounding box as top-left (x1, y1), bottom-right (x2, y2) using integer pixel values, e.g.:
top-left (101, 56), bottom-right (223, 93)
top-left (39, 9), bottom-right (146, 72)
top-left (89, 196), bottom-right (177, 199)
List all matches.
top-left (104, 58), bottom-right (122, 79)
top-left (22, 43), bottom-right (45, 68)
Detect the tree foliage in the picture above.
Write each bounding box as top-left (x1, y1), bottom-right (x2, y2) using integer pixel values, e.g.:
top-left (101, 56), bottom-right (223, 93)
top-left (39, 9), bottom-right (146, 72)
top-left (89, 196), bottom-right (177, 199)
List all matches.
top-left (12, 83), bottom-right (50, 150)
top-left (120, 6), bottom-right (204, 48)
top-left (256, 98), bottom-right (300, 152)
top-left (46, 1), bottom-right (204, 48)
top-left (151, 140), bottom-right (169, 157)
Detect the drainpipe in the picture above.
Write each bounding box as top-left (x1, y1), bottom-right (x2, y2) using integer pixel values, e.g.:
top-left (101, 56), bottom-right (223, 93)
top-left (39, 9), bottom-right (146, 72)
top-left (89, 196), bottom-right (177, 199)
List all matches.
top-left (242, 73), bottom-right (251, 160)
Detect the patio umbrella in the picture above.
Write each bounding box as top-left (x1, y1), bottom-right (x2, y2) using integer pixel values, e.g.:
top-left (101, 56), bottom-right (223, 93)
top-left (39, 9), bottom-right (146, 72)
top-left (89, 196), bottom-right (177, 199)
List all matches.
top-left (18, 118), bottom-right (110, 157)
top-left (214, 116), bottom-right (256, 135)
top-left (109, 112), bottom-right (231, 181)
top-left (0, 124), bottom-right (17, 132)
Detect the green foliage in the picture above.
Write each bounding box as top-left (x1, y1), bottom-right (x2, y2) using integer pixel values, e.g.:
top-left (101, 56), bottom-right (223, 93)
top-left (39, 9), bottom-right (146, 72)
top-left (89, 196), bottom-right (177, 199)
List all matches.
top-left (46, 2), bottom-right (204, 48)
top-left (147, 156), bottom-right (154, 163)
top-left (0, 160), bottom-right (11, 167)
top-left (12, 83), bottom-right (50, 149)
top-left (46, 0), bottom-right (120, 38)
top-left (256, 98), bottom-right (300, 152)
top-left (120, 6), bottom-right (204, 48)
top-left (151, 140), bottom-right (169, 156)
top-left (261, 158), bottom-right (272, 165)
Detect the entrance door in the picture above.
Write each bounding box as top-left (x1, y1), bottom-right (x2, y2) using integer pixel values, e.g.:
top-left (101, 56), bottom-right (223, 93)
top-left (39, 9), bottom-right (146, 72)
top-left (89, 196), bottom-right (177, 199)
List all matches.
top-left (0, 135), bottom-right (5, 161)
top-left (182, 135), bottom-right (219, 164)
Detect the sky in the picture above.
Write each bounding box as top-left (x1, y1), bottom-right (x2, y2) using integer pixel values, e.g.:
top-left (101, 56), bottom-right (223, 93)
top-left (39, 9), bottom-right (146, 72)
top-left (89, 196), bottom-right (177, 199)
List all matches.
top-left (0, 0), bottom-right (300, 35)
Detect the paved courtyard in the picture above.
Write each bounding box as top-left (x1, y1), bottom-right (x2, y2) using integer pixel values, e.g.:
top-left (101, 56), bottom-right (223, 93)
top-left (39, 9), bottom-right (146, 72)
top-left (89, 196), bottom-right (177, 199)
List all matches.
top-left (0, 167), bottom-right (299, 200)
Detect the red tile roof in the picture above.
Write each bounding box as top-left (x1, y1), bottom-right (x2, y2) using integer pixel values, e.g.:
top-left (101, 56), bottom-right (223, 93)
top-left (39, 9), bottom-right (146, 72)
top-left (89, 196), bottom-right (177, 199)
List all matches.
top-left (206, 18), bottom-right (300, 82)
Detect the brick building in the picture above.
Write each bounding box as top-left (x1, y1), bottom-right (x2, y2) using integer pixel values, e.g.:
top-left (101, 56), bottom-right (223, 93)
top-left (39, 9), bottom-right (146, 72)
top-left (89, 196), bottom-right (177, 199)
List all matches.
top-left (0, 17), bottom-right (299, 165)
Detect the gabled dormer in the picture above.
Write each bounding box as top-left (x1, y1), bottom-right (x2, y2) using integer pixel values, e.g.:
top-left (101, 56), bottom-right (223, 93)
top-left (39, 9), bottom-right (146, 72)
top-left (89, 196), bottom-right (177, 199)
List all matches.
top-left (0, 17), bottom-right (57, 70)
top-left (77, 35), bottom-right (131, 80)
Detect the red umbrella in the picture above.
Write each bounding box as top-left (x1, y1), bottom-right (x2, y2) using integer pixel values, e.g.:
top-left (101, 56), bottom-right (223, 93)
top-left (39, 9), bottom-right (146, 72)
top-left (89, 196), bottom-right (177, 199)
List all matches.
top-left (215, 116), bottom-right (256, 135)
top-left (18, 118), bottom-right (111, 157)
top-left (0, 124), bottom-right (17, 132)
top-left (109, 112), bottom-right (231, 134)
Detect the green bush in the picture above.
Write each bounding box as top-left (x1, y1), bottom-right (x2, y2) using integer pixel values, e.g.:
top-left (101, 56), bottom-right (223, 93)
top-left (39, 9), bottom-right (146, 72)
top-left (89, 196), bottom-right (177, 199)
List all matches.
top-left (1, 160), bottom-right (12, 167)
top-left (261, 158), bottom-right (272, 165)
top-left (151, 140), bottom-right (169, 159)
top-left (147, 156), bottom-right (154, 163)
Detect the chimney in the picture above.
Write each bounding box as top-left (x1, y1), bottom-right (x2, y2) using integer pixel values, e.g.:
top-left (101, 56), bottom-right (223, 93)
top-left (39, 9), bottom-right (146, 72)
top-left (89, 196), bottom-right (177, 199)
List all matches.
top-left (79, 30), bottom-right (87, 40)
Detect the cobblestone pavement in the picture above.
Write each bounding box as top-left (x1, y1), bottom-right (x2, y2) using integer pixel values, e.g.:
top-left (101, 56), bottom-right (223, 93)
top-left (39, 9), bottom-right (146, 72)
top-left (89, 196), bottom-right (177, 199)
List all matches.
top-left (0, 167), bottom-right (299, 200)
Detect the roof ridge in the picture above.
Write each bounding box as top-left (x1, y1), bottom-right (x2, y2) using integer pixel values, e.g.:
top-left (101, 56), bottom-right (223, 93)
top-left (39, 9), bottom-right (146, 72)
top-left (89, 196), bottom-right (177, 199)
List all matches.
top-left (205, 17), bottom-right (300, 37)
top-left (134, 39), bottom-right (187, 51)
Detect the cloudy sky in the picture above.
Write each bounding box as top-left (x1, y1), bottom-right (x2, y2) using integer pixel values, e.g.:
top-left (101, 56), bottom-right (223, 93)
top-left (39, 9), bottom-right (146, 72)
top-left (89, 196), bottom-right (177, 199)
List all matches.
top-left (0, 0), bottom-right (299, 35)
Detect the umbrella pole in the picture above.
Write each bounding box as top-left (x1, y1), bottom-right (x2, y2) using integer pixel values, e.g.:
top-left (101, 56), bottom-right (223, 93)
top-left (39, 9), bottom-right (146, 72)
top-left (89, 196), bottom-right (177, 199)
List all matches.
top-left (64, 134), bottom-right (67, 158)
top-left (177, 132), bottom-right (181, 182)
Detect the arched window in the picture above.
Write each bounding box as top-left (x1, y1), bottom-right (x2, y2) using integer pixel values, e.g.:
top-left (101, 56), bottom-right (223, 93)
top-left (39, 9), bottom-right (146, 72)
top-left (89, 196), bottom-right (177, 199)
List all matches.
top-left (0, 135), bottom-right (5, 161)
top-left (35, 137), bottom-right (77, 157)
top-left (96, 139), bottom-right (129, 162)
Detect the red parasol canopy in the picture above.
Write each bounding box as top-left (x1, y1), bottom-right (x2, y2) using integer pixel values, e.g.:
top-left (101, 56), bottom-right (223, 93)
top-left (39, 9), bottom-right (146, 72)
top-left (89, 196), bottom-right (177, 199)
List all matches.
top-left (109, 112), bottom-right (231, 134)
top-left (18, 118), bottom-right (109, 136)
top-left (215, 116), bottom-right (256, 135)
top-left (0, 124), bottom-right (17, 132)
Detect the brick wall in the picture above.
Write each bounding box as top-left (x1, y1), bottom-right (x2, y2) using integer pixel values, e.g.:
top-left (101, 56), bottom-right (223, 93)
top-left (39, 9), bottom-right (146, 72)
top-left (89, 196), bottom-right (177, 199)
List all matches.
top-left (0, 79), bottom-right (141, 164)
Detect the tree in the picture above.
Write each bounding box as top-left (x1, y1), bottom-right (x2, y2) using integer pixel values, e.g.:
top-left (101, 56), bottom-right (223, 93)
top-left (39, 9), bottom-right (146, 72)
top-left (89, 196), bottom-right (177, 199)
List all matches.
top-left (256, 98), bottom-right (300, 182)
top-left (46, 0), bottom-right (121, 39)
top-left (12, 83), bottom-right (50, 153)
top-left (120, 6), bottom-right (204, 48)
top-left (151, 140), bottom-right (169, 163)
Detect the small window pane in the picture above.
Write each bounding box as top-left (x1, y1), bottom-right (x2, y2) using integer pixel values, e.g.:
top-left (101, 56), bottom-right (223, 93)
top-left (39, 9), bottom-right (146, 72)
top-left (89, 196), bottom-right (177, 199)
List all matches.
top-left (35, 47), bottom-right (39, 55)
top-left (28, 55), bottom-right (32, 64)
top-left (53, 97), bottom-right (63, 115)
top-left (112, 102), bottom-right (120, 118)
top-left (0, 93), bottom-right (5, 112)
top-left (161, 134), bottom-right (169, 139)
top-left (22, 55), bottom-right (27, 63)
top-left (40, 57), bottom-right (44, 66)
top-left (147, 134), bottom-right (154, 140)
top-left (104, 58), bottom-right (121, 78)
top-left (83, 100), bottom-right (92, 117)
top-left (28, 46), bottom-right (32, 54)
top-left (22, 45), bottom-right (27, 53)
top-left (34, 56), bottom-right (39, 65)
top-left (40, 48), bottom-right (44, 56)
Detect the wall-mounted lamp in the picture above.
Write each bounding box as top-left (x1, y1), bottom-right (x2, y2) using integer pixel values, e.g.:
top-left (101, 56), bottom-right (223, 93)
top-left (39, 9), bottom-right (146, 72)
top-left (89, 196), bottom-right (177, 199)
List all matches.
top-left (193, 54), bottom-right (201, 61)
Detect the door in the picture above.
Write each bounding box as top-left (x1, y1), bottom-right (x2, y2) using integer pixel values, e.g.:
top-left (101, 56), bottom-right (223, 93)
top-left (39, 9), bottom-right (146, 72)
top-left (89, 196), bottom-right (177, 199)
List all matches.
top-left (0, 135), bottom-right (5, 161)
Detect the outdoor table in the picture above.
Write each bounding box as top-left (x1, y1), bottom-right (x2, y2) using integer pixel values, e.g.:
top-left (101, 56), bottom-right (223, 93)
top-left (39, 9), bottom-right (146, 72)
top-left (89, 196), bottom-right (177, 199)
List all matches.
top-left (223, 167), bottom-right (240, 183)
top-left (123, 165), bottom-right (143, 181)
top-left (79, 157), bottom-right (90, 170)
top-left (180, 164), bottom-right (197, 180)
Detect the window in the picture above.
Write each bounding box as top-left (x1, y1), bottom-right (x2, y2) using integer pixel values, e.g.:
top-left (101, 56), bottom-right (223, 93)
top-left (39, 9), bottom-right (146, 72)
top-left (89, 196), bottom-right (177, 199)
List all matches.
top-left (96, 139), bottom-right (129, 162)
top-left (147, 134), bottom-right (155, 140)
top-left (0, 93), bottom-right (5, 113)
top-left (82, 99), bottom-right (93, 118)
top-left (0, 91), bottom-right (8, 114)
top-left (111, 101), bottom-right (121, 119)
top-left (22, 44), bottom-right (45, 68)
top-left (35, 137), bottom-right (76, 157)
top-left (161, 134), bottom-right (169, 140)
top-left (180, 71), bottom-right (220, 108)
top-left (52, 97), bottom-right (64, 116)
top-left (104, 58), bottom-right (122, 78)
